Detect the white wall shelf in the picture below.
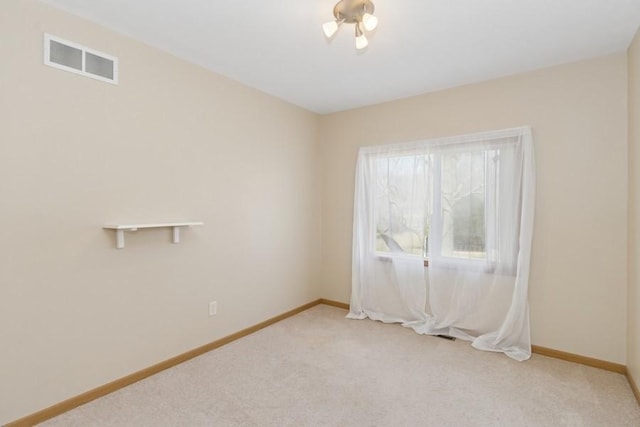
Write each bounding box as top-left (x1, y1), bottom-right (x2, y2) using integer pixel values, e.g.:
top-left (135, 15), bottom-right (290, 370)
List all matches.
top-left (103, 222), bottom-right (204, 249)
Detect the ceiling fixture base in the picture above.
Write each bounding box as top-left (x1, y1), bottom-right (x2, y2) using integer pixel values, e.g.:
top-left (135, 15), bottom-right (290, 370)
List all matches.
top-left (333, 0), bottom-right (375, 24)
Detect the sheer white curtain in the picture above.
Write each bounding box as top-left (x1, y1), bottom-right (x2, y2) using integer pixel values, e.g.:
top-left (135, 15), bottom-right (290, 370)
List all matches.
top-left (349, 127), bottom-right (535, 361)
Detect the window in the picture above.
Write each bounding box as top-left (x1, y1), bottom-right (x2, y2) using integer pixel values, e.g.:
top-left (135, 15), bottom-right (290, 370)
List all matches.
top-left (374, 146), bottom-right (499, 266)
top-left (351, 127), bottom-right (535, 359)
top-left (44, 34), bottom-right (118, 84)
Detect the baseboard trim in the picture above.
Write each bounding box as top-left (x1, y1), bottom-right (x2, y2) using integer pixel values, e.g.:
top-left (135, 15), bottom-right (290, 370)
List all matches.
top-left (7, 299), bottom-right (635, 425)
top-left (628, 371), bottom-right (640, 406)
top-left (531, 345), bottom-right (626, 374)
top-left (315, 300), bottom-right (640, 407)
top-left (318, 298), bottom-right (350, 310)
top-left (321, 302), bottom-right (630, 377)
top-left (317, 301), bottom-right (632, 375)
top-left (6, 299), bottom-right (323, 427)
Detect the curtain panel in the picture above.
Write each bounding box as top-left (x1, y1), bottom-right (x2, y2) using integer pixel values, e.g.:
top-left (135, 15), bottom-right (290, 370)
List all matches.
top-left (349, 127), bottom-right (535, 361)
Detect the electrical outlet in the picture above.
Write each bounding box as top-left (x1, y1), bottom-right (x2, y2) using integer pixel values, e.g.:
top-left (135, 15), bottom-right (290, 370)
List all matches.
top-left (208, 301), bottom-right (217, 317)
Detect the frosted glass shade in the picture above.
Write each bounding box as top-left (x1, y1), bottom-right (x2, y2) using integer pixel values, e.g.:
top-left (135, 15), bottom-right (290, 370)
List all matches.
top-left (362, 13), bottom-right (378, 31)
top-left (323, 21), bottom-right (339, 38)
top-left (356, 34), bottom-right (368, 50)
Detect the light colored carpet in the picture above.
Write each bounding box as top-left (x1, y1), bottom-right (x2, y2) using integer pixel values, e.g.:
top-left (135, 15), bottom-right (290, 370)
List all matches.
top-left (41, 305), bottom-right (640, 426)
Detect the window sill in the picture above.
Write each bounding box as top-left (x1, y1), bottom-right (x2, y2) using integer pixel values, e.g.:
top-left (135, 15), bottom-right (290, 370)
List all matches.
top-left (374, 253), bottom-right (500, 273)
top-left (374, 253), bottom-right (429, 267)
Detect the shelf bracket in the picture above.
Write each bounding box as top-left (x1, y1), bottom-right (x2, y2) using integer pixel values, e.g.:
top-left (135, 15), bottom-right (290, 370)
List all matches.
top-left (116, 229), bottom-right (125, 249)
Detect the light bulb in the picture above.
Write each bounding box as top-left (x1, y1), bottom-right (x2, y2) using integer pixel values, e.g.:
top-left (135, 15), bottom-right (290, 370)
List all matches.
top-left (356, 33), bottom-right (368, 50)
top-left (322, 20), bottom-right (339, 38)
top-left (362, 13), bottom-right (378, 31)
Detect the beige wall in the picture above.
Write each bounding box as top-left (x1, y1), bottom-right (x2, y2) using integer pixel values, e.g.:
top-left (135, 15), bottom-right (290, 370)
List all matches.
top-left (0, 0), bottom-right (635, 423)
top-left (319, 54), bottom-right (629, 365)
top-left (0, 0), bottom-right (320, 423)
top-left (628, 28), bottom-right (640, 388)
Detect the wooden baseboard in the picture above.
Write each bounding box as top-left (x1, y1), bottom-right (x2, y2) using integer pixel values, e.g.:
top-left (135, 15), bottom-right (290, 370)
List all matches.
top-left (7, 298), bottom-right (636, 425)
top-left (320, 300), bottom-right (634, 377)
top-left (318, 298), bottom-right (349, 310)
top-left (6, 299), bottom-right (324, 427)
top-left (628, 370), bottom-right (640, 406)
top-left (531, 345), bottom-right (627, 374)
top-left (321, 300), bottom-right (640, 407)
top-left (324, 300), bottom-right (640, 406)
top-left (321, 302), bottom-right (630, 377)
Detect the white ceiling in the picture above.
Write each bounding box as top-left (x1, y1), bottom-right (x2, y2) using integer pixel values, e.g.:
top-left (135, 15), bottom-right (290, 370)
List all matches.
top-left (40, 0), bottom-right (640, 114)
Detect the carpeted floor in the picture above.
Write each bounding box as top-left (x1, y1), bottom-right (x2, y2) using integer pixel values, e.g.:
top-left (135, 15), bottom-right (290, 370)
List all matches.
top-left (41, 305), bottom-right (640, 426)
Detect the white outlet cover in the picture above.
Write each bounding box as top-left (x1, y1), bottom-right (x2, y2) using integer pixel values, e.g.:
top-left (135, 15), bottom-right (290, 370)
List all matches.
top-left (208, 301), bottom-right (217, 316)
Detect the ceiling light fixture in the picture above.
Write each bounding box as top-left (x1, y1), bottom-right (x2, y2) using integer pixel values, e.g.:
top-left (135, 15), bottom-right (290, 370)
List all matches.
top-left (323, 0), bottom-right (377, 50)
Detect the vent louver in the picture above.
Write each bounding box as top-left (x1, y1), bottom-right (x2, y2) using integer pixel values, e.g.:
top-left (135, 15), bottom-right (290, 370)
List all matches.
top-left (44, 33), bottom-right (118, 84)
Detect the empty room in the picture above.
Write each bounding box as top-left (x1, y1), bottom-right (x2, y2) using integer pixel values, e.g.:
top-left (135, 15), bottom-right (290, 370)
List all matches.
top-left (1, 0), bottom-right (640, 425)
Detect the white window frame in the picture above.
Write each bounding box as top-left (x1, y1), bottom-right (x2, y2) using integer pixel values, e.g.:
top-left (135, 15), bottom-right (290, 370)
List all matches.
top-left (44, 33), bottom-right (119, 85)
top-left (372, 147), bottom-right (499, 271)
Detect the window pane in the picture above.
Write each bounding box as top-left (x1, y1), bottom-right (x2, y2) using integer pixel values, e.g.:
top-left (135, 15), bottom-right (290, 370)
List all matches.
top-left (440, 151), bottom-right (488, 260)
top-left (375, 155), bottom-right (431, 256)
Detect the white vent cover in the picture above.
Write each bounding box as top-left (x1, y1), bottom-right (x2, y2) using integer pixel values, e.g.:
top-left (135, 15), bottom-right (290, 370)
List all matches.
top-left (44, 33), bottom-right (118, 84)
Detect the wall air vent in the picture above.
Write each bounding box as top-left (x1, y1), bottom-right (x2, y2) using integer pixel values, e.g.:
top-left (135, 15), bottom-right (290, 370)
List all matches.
top-left (44, 33), bottom-right (118, 84)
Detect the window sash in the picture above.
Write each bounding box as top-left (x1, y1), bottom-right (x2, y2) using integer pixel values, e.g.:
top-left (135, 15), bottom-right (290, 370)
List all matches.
top-left (372, 147), bottom-right (499, 268)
